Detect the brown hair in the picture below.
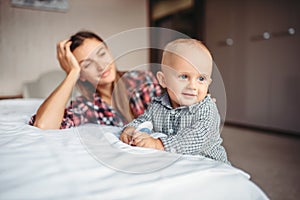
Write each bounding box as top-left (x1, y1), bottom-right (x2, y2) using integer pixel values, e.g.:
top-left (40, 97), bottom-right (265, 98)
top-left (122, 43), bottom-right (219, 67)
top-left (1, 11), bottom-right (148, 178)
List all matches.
top-left (69, 31), bottom-right (134, 122)
top-left (112, 72), bottom-right (134, 123)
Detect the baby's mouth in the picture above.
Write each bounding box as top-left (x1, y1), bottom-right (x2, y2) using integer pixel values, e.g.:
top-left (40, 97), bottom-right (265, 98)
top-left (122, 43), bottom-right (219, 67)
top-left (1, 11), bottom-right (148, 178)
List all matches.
top-left (182, 92), bottom-right (197, 97)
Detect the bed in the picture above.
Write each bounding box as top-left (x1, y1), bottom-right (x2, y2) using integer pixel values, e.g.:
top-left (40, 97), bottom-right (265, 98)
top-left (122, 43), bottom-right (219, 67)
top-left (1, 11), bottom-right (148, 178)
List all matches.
top-left (0, 98), bottom-right (269, 200)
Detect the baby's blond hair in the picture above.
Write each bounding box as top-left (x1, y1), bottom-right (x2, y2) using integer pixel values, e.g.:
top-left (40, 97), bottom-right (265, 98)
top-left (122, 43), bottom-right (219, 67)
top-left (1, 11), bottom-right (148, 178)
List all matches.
top-left (162, 38), bottom-right (213, 77)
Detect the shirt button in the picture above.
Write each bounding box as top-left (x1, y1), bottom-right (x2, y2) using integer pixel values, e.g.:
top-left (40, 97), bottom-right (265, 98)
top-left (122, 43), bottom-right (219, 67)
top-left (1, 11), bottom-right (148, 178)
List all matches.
top-left (170, 110), bottom-right (175, 115)
top-left (169, 129), bottom-right (174, 134)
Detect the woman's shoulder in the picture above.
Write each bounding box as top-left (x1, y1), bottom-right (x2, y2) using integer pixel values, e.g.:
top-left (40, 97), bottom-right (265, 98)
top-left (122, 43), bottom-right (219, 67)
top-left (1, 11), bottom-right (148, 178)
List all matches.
top-left (119, 70), bottom-right (158, 83)
top-left (120, 69), bottom-right (155, 76)
top-left (69, 93), bottom-right (98, 106)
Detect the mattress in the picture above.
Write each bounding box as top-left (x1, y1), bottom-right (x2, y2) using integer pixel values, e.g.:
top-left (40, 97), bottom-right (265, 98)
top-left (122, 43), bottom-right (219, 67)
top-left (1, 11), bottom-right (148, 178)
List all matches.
top-left (0, 99), bottom-right (269, 199)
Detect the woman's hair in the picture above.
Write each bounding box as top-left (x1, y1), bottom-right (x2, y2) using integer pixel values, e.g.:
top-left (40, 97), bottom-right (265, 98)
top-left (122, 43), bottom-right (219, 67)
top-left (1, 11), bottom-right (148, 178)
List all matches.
top-left (69, 31), bottom-right (106, 52)
top-left (69, 31), bottom-right (103, 101)
top-left (69, 31), bottom-right (134, 122)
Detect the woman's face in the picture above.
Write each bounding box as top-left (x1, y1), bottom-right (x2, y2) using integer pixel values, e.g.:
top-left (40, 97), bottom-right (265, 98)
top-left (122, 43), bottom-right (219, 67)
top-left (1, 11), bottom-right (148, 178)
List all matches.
top-left (73, 38), bottom-right (117, 88)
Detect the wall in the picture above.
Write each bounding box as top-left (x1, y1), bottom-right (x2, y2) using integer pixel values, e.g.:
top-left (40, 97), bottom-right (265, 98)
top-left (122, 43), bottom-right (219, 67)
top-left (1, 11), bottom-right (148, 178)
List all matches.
top-left (0, 0), bottom-right (148, 96)
top-left (205, 0), bottom-right (300, 133)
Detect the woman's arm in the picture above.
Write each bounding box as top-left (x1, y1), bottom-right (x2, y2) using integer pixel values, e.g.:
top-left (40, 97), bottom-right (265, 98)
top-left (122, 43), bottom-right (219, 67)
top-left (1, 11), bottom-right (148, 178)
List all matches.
top-left (33, 40), bottom-right (80, 129)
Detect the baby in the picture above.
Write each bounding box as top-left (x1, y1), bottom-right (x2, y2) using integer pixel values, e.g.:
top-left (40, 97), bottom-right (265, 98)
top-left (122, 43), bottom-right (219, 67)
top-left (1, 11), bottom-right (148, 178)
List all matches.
top-left (120, 38), bottom-right (229, 163)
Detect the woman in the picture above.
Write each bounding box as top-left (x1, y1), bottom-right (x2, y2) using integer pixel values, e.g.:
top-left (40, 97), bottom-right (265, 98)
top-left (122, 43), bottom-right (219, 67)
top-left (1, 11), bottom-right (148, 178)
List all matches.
top-left (29, 31), bottom-right (161, 129)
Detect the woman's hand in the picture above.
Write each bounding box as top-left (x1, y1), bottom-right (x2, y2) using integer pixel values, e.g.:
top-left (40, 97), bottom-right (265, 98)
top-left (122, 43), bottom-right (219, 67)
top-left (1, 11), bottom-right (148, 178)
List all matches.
top-left (56, 39), bottom-right (81, 74)
top-left (33, 40), bottom-right (81, 130)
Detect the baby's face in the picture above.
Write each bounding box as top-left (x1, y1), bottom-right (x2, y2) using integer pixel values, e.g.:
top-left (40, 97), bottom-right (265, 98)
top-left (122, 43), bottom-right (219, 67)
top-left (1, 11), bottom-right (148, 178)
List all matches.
top-left (160, 53), bottom-right (211, 108)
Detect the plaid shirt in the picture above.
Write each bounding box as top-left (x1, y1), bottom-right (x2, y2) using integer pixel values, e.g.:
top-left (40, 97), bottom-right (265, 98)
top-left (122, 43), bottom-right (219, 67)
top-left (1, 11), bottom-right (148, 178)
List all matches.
top-left (125, 93), bottom-right (229, 163)
top-left (29, 70), bottom-right (161, 129)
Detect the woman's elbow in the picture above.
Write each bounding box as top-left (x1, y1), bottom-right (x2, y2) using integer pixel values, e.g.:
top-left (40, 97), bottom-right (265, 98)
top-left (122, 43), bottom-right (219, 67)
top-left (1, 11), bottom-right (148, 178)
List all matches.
top-left (33, 120), bottom-right (60, 130)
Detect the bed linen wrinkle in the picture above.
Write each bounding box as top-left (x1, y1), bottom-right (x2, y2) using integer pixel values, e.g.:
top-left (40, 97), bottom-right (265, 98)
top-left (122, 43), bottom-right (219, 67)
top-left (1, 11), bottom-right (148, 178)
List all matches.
top-left (0, 99), bottom-right (269, 200)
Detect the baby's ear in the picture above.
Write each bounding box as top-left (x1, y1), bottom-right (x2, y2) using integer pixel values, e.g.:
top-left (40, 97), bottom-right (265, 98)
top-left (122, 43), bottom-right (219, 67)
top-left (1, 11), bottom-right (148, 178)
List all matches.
top-left (207, 78), bottom-right (212, 86)
top-left (156, 71), bottom-right (167, 88)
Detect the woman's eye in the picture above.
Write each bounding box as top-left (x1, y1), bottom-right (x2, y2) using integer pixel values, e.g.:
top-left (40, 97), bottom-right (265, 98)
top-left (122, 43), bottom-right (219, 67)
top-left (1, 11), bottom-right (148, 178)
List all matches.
top-left (97, 51), bottom-right (106, 57)
top-left (82, 63), bottom-right (91, 69)
top-left (179, 75), bottom-right (188, 79)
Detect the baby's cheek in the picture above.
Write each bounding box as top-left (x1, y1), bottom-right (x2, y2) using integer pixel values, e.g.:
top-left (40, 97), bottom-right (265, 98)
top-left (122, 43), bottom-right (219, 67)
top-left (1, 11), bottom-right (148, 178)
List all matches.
top-left (172, 79), bottom-right (187, 90)
top-left (198, 86), bottom-right (208, 100)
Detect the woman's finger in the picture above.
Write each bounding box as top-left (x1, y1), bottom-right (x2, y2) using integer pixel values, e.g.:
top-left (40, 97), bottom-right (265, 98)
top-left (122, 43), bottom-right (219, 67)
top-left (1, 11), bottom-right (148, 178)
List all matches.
top-left (57, 39), bottom-right (69, 61)
top-left (64, 41), bottom-right (73, 60)
top-left (64, 41), bottom-right (72, 53)
top-left (58, 39), bottom-right (68, 53)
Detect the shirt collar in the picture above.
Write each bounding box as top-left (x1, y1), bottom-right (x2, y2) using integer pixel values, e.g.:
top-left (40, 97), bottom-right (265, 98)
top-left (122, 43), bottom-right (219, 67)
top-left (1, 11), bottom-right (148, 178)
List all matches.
top-left (154, 93), bottom-right (210, 113)
top-left (154, 93), bottom-right (173, 109)
top-left (92, 92), bottom-right (105, 104)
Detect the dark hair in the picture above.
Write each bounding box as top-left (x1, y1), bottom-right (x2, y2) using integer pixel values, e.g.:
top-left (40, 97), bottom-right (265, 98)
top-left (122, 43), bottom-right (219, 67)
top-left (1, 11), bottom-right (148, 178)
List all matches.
top-left (69, 31), bottom-right (105, 52)
top-left (70, 31), bottom-right (106, 101)
top-left (69, 31), bottom-right (134, 122)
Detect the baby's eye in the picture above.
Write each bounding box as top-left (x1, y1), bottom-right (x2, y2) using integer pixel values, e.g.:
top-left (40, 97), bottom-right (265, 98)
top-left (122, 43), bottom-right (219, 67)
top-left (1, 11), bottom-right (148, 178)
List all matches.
top-left (198, 76), bottom-right (206, 82)
top-left (179, 74), bottom-right (188, 80)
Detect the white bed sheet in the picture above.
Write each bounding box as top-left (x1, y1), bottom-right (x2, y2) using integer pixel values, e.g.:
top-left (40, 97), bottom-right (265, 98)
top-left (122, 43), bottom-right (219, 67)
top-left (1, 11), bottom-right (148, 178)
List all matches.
top-left (0, 99), bottom-right (269, 200)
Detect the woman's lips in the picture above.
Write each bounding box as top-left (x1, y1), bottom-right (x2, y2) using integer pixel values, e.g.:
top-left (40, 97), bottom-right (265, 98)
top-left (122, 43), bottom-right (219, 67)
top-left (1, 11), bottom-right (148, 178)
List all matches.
top-left (101, 68), bottom-right (110, 78)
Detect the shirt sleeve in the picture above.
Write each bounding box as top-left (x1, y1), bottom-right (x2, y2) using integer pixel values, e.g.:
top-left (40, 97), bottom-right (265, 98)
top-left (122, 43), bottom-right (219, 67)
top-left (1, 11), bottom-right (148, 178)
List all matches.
top-left (160, 102), bottom-right (221, 155)
top-left (61, 97), bottom-right (93, 129)
top-left (60, 107), bottom-right (77, 129)
top-left (124, 101), bottom-right (155, 129)
top-left (28, 97), bottom-right (86, 129)
top-left (28, 114), bottom-right (36, 126)
top-left (50, 98), bottom-right (85, 129)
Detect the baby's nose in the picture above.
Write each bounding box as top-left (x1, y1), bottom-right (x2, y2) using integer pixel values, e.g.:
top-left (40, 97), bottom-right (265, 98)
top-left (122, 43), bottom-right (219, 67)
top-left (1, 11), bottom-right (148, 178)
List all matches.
top-left (187, 79), bottom-right (197, 89)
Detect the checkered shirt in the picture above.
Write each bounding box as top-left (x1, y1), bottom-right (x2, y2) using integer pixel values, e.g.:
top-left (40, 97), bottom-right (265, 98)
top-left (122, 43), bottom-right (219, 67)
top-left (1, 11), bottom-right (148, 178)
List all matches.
top-left (125, 93), bottom-right (229, 164)
top-left (29, 70), bottom-right (161, 129)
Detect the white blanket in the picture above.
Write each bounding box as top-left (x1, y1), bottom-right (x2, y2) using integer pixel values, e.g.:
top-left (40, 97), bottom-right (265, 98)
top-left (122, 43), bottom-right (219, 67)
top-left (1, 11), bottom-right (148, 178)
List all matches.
top-left (0, 99), bottom-right (269, 200)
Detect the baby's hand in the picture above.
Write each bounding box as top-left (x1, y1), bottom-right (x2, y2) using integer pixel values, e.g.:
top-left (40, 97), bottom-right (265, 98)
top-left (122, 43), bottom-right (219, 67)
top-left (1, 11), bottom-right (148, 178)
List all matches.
top-left (132, 132), bottom-right (164, 150)
top-left (120, 126), bottom-right (136, 145)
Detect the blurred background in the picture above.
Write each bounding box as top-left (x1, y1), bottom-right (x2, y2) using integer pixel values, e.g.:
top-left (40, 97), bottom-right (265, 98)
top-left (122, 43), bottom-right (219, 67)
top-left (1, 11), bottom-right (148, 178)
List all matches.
top-left (1, 0), bottom-right (299, 135)
top-left (0, 0), bottom-right (149, 97)
top-left (0, 0), bottom-right (299, 199)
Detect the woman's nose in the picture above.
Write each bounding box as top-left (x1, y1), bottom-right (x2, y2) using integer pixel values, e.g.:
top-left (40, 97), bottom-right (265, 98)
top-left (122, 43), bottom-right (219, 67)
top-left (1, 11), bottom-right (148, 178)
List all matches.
top-left (97, 62), bottom-right (104, 71)
top-left (94, 57), bottom-right (109, 71)
top-left (93, 60), bottom-right (104, 71)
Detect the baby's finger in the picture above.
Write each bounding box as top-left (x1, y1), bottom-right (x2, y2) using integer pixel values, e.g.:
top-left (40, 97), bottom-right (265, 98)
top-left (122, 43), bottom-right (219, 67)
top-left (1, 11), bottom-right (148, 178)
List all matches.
top-left (134, 138), bottom-right (145, 147)
top-left (132, 132), bottom-right (143, 141)
top-left (136, 132), bottom-right (151, 142)
top-left (133, 135), bottom-right (143, 145)
top-left (120, 134), bottom-right (129, 144)
top-left (124, 127), bottom-right (135, 137)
